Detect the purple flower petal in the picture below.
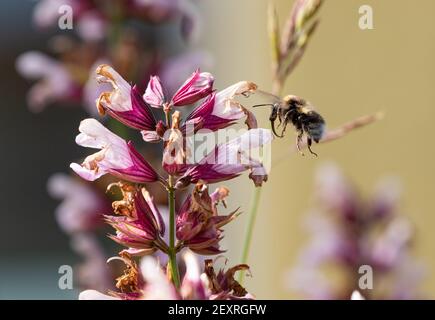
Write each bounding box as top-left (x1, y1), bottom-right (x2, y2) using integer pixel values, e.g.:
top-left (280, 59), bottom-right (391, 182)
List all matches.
top-left (143, 75), bottom-right (165, 108)
top-left (112, 141), bottom-right (160, 183)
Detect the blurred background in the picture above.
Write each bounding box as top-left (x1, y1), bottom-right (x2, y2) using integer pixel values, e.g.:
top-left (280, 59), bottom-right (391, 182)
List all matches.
top-left (1, 0), bottom-right (434, 299)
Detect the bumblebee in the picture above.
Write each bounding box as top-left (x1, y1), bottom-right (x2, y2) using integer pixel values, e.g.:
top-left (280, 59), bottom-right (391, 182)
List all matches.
top-left (253, 93), bottom-right (325, 156)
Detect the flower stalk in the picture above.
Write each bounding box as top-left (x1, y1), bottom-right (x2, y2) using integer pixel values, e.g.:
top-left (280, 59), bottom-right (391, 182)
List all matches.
top-left (165, 101), bottom-right (180, 288)
top-left (168, 179), bottom-right (181, 288)
top-left (238, 187), bottom-right (262, 284)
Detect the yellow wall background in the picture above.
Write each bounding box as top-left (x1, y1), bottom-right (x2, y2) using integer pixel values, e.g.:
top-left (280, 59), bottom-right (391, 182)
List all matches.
top-left (198, 0), bottom-right (435, 299)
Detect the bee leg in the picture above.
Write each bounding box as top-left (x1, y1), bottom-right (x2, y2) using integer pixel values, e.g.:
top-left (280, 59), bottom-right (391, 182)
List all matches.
top-left (271, 119), bottom-right (284, 137)
top-left (296, 132), bottom-right (305, 156)
top-left (280, 112), bottom-right (292, 136)
top-left (270, 107), bottom-right (284, 138)
top-left (281, 121), bottom-right (289, 137)
top-left (307, 137), bottom-right (318, 157)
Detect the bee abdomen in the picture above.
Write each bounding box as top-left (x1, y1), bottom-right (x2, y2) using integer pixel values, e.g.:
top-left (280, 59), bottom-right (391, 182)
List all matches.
top-left (305, 122), bottom-right (325, 142)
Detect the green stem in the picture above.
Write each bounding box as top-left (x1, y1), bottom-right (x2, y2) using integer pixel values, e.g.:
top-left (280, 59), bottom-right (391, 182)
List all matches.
top-left (238, 78), bottom-right (282, 285)
top-left (238, 187), bottom-right (263, 284)
top-left (168, 184), bottom-right (181, 288)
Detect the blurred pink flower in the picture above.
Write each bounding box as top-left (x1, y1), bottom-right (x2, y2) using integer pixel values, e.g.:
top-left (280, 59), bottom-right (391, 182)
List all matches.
top-left (21, 0), bottom-right (207, 115)
top-left (47, 173), bottom-right (108, 233)
top-left (16, 51), bottom-right (80, 112)
top-left (131, 0), bottom-right (201, 42)
top-left (33, 0), bottom-right (200, 42)
top-left (287, 163), bottom-right (425, 300)
top-left (158, 50), bottom-right (213, 97)
top-left (75, 10), bottom-right (108, 42)
top-left (33, 0), bottom-right (75, 29)
top-left (71, 234), bottom-right (113, 292)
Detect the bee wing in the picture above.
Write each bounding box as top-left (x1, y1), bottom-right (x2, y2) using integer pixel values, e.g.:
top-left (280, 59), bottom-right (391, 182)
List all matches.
top-left (253, 89), bottom-right (282, 103)
top-left (251, 89), bottom-right (287, 108)
top-left (305, 101), bottom-right (321, 113)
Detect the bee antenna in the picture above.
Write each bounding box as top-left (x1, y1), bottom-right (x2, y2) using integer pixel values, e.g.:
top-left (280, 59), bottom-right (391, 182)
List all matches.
top-left (252, 104), bottom-right (274, 108)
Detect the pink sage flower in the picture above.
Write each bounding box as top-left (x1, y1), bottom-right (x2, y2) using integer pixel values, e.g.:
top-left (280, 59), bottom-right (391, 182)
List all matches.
top-left (175, 128), bottom-right (272, 188)
top-left (204, 259), bottom-right (254, 300)
top-left (105, 186), bottom-right (167, 256)
top-left (96, 65), bottom-right (157, 139)
top-left (171, 70), bottom-right (214, 106)
top-left (184, 81), bottom-right (258, 132)
top-left (176, 183), bottom-right (239, 255)
top-left (70, 118), bottom-right (160, 183)
top-left (143, 69), bottom-right (213, 108)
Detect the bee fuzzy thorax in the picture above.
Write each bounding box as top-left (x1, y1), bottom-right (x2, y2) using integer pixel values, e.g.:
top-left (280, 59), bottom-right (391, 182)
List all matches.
top-left (283, 94), bottom-right (303, 105)
top-left (299, 106), bottom-right (312, 114)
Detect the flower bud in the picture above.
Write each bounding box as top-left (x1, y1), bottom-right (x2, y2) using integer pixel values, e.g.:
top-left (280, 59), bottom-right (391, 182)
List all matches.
top-left (171, 70), bottom-right (214, 106)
